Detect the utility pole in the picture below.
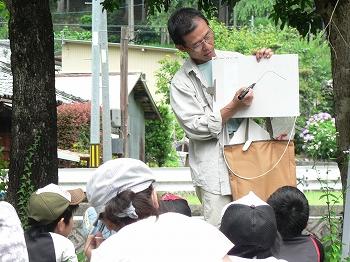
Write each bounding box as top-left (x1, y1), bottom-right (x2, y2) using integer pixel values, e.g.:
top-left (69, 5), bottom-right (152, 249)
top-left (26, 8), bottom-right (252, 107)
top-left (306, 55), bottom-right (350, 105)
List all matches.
top-left (120, 27), bottom-right (129, 157)
top-left (89, 0), bottom-right (101, 167)
top-left (128, 0), bottom-right (134, 42)
top-left (90, 0), bottom-right (112, 166)
top-left (100, 5), bottom-right (112, 163)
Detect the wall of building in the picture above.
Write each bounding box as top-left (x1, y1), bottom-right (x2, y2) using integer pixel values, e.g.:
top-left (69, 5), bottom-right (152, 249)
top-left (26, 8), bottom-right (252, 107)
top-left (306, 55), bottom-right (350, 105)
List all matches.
top-left (127, 89), bottom-right (146, 161)
top-left (60, 41), bottom-right (181, 102)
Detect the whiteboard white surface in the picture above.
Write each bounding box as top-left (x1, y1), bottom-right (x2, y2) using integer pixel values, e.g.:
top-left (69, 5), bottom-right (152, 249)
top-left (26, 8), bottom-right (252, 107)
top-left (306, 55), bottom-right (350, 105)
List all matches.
top-left (212, 54), bottom-right (299, 117)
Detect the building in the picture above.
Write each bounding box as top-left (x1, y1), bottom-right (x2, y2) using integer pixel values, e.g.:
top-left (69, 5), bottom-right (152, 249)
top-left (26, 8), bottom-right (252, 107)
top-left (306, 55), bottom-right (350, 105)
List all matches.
top-left (0, 39), bottom-right (169, 164)
top-left (57, 39), bottom-right (181, 101)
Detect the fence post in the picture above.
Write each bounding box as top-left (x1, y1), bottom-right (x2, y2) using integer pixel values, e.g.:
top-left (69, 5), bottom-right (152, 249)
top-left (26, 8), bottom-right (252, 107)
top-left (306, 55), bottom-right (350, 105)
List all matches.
top-left (342, 152), bottom-right (350, 260)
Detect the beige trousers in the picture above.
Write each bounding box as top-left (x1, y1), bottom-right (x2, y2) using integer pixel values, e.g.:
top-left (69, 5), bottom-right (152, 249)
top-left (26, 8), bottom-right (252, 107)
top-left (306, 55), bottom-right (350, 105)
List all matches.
top-left (195, 186), bottom-right (233, 228)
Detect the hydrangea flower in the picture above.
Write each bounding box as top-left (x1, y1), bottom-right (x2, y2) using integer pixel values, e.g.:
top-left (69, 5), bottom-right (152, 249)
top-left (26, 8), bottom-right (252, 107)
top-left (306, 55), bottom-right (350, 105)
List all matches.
top-left (300, 112), bottom-right (337, 160)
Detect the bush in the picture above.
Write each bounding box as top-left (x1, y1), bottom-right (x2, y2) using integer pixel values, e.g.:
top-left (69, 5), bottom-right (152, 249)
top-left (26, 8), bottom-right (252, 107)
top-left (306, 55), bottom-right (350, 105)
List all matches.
top-left (300, 112), bottom-right (337, 161)
top-left (57, 102), bottom-right (94, 154)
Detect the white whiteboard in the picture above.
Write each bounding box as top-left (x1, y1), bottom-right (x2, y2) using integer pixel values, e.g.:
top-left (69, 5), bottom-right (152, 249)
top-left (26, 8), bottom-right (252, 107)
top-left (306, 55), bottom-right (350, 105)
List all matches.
top-left (212, 54), bottom-right (299, 117)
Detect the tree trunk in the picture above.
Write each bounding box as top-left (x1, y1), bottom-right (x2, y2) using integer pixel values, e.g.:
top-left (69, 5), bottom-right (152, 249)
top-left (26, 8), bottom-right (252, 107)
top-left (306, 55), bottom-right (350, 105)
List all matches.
top-left (315, 0), bottom-right (350, 196)
top-left (218, 2), bottom-right (228, 26)
top-left (57, 0), bottom-right (65, 13)
top-left (4, 0), bottom-right (58, 212)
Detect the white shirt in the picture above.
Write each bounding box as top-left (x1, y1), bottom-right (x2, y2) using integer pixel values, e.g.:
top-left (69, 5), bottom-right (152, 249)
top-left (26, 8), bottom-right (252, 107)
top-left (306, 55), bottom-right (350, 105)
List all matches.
top-left (49, 233), bottom-right (78, 262)
top-left (229, 255), bottom-right (288, 261)
top-left (170, 50), bottom-right (243, 195)
top-left (0, 201), bottom-right (29, 262)
top-left (91, 212), bottom-right (234, 262)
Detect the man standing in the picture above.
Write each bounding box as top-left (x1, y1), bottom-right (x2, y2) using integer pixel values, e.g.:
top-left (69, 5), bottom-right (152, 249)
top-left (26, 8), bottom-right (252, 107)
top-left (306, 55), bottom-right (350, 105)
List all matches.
top-left (168, 7), bottom-right (273, 227)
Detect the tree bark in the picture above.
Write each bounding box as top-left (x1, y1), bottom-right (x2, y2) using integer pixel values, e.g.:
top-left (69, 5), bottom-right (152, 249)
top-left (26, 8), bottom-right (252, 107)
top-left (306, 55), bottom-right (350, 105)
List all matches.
top-left (57, 0), bottom-right (65, 13)
top-left (4, 0), bottom-right (58, 212)
top-left (314, 0), bottom-right (350, 196)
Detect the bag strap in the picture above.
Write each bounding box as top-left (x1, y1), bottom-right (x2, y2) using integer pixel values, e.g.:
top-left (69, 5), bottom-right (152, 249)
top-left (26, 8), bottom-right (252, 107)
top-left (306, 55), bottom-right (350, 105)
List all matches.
top-left (224, 116), bottom-right (297, 180)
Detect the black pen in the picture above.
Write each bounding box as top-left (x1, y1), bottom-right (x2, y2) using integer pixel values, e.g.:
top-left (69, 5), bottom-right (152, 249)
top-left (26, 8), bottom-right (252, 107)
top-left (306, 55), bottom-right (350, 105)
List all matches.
top-left (238, 83), bottom-right (256, 100)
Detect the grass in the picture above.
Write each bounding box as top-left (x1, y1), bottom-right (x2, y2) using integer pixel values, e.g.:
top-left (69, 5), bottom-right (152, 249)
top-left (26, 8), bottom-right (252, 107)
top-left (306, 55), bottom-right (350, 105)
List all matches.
top-left (176, 191), bottom-right (343, 206)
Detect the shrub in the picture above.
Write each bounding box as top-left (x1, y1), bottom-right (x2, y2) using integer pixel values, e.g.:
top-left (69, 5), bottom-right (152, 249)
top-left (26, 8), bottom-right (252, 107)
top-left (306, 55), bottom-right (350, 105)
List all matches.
top-left (300, 112), bottom-right (337, 161)
top-left (57, 102), bottom-right (94, 154)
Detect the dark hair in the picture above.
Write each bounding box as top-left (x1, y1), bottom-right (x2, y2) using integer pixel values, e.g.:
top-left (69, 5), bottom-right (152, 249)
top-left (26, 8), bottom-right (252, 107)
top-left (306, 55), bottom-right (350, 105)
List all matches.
top-left (103, 185), bottom-right (159, 229)
top-left (267, 186), bottom-right (309, 238)
top-left (227, 233), bottom-right (283, 259)
top-left (158, 199), bottom-right (192, 217)
top-left (167, 7), bottom-right (209, 46)
top-left (27, 204), bottom-right (79, 238)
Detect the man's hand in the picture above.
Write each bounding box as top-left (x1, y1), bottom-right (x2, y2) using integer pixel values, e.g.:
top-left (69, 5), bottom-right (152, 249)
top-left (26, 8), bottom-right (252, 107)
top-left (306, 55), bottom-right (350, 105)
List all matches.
top-left (221, 87), bottom-right (254, 124)
top-left (252, 47), bottom-right (273, 62)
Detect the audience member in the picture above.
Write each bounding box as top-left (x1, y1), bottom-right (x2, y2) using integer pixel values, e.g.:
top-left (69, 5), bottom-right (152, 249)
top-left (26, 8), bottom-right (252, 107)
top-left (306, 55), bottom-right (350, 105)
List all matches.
top-left (267, 186), bottom-right (325, 262)
top-left (158, 192), bottom-right (192, 217)
top-left (84, 158), bottom-right (234, 262)
top-left (24, 183), bottom-right (85, 262)
top-left (0, 201), bottom-right (29, 262)
top-left (220, 191), bottom-right (287, 261)
top-left (83, 206), bottom-right (115, 239)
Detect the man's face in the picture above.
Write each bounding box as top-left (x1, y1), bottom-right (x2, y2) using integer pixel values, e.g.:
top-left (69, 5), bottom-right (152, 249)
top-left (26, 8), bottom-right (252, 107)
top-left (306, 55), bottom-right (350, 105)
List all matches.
top-left (176, 18), bottom-right (215, 65)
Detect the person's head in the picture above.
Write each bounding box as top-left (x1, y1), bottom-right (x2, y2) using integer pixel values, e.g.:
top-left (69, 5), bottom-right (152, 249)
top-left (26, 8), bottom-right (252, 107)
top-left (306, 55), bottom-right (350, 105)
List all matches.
top-left (267, 186), bottom-right (309, 238)
top-left (27, 183), bottom-right (85, 238)
top-left (86, 158), bottom-right (159, 232)
top-left (158, 193), bottom-right (192, 217)
top-left (168, 8), bottom-right (215, 64)
top-left (220, 191), bottom-right (282, 259)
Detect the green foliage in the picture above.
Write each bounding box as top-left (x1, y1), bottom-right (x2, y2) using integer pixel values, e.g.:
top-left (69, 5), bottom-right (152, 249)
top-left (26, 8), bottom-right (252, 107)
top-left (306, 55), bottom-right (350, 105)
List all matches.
top-left (269, 0), bottom-right (323, 36)
top-left (145, 105), bottom-right (179, 167)
top-left (80, 15), bottom-right (92, 31)
top-left (77, 251), bottom-right (86, 262)
top-left (300, 113), bottom-right (337, 161)
top-left (0, 146), bottom-right (8, 201)
top-left (316, 163), bottom-right (349, 262)
top-left (154, 55), bottom-right (183, 104)
top-left (146, 1), bottom-right (197, 26)
top-left (55, 26), bottom-right (92, 41)
top-left (57, 102), bottom-right (93, 154)
top-left (18, 133), bottom-right (41, 230)
top-left (54, 26), bottom-right (92, 52)
top-left (233, 0), bottom-right (274, 26)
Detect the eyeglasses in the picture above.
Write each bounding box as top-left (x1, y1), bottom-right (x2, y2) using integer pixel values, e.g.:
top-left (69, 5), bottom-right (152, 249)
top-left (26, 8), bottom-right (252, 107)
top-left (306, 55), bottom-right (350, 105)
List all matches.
top-left (188, 31), bottom-right (214, 52)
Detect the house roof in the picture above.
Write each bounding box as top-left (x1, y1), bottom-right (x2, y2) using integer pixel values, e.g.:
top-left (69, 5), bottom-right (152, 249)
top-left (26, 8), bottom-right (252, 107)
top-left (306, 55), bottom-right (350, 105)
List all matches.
top-left (55, 71), bottom-right (161, 120)
top-left (0, 40), bottom-right (161, 121)
top-left (0, 40), bottom-right (87, 104)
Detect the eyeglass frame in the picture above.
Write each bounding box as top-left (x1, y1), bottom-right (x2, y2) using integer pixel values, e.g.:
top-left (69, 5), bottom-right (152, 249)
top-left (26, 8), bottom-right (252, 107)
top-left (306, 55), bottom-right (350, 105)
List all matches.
top-left (187, 30), bottom-right (214, 52)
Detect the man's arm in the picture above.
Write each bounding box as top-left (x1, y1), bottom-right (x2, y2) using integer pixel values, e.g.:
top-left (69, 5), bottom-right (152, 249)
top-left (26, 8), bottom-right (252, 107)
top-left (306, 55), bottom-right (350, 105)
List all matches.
top-left (220, 87), bottom-right (253, 124)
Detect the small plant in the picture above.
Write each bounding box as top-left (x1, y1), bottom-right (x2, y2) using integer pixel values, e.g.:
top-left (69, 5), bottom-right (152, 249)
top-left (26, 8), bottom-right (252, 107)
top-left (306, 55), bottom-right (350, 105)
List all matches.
top-left (300, 112), bottom-right (337, 161)
top-left (318, 173), bottom-right (343, 261)
top-left (77, 251), bottom-right (86, 262)
top-left (316, 151), bottom-right (350, 261)
top-left (17, 133), bottom-right (41, 230)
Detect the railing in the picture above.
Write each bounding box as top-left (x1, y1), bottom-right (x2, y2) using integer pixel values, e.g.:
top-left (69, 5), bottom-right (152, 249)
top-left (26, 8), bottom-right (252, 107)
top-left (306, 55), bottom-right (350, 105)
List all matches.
top-left (58, 164), bottom-right (342, 192)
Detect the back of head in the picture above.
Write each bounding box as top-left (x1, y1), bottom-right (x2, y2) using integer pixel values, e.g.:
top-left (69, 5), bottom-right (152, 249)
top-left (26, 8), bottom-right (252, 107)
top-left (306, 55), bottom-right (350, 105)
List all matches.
top-left (158, 193), bottom-right (192, 217)
top-left (220, 191), bottom-right (281, 259)
top-left (86, 158), bottom-right (158, 228)
top-left (267, 186), bottom-right (309, 238)
top-left (167, 7), bottom-right (209, 46)
top-left (27, 183), bottom-right (84, 226)
top-left (26, 184), bottom-right (84, 237)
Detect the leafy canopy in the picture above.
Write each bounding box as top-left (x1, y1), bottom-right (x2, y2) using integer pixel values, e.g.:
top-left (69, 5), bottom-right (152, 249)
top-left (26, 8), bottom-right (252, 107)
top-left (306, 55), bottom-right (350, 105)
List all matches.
top-left (100, 0), bottom-right (322, 36)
